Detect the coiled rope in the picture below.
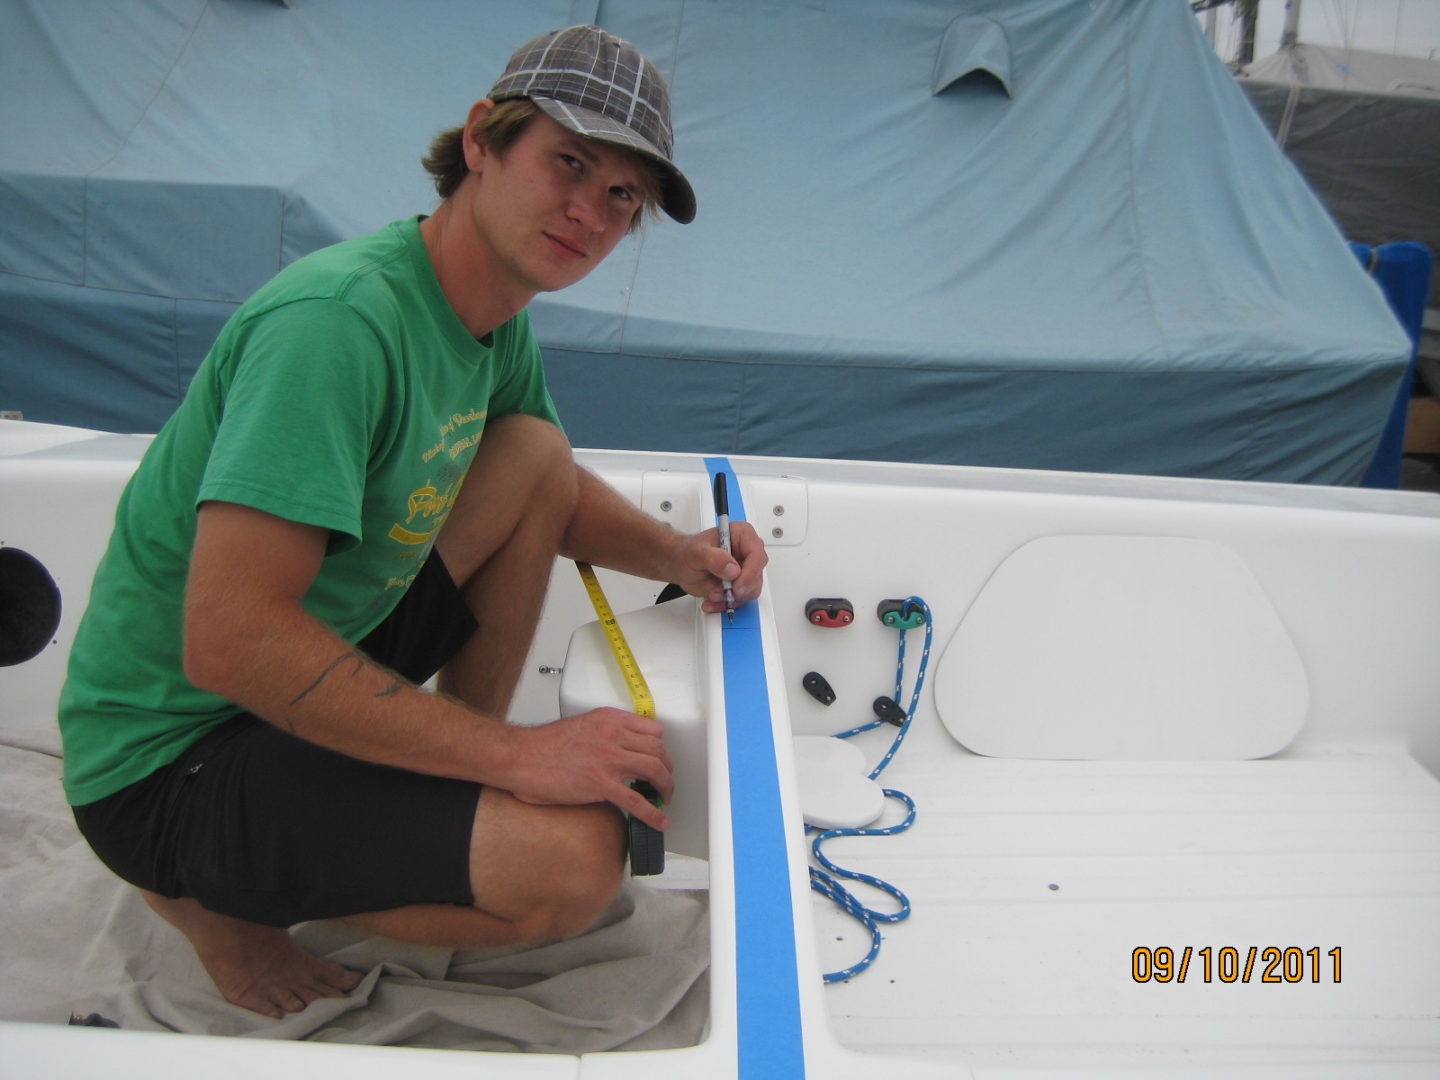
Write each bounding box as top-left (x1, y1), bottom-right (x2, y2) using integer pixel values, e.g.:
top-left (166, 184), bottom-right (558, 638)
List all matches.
top-left (810, 596), bottom-right (932, 982)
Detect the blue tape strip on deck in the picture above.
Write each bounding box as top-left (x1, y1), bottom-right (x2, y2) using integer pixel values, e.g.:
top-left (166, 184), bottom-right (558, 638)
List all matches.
top-left (705, 456), bottom-right (806, 1078)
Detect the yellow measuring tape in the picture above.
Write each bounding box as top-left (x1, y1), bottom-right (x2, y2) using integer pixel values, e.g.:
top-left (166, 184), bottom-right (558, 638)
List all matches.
top-left (574, 562), bottom-right (655, 719)
top-left (574, 561), bottom-right (667, 876)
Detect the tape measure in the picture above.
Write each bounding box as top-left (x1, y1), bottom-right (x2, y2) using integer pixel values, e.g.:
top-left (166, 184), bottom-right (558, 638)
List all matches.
top-left (575, 561), bottom-right (655, 718)
top-left (574, 561), bottom-right (665, 875)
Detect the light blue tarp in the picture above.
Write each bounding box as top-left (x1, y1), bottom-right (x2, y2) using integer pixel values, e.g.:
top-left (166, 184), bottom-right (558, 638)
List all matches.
top-left (0, 0), bottom-right (1412, 483)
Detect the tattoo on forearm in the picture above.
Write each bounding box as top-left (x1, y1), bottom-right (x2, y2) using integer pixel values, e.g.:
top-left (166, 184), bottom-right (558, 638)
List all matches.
top-left (288, 650), bottom-right (407, 718)
top-left (289, 651), bottom-right (367, 705)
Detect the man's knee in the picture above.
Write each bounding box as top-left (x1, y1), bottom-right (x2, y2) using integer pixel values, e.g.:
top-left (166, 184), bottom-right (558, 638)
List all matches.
top-left (490, 415), bottom-right (575, 510)
top-left (524, 804), bottom-right (625, 939)
top-left (434, 415), bottom-right (577, 586)
top-left (483, 415), bottom-right (575, 487)
top-left (470, 796), bottom-right (627, 941)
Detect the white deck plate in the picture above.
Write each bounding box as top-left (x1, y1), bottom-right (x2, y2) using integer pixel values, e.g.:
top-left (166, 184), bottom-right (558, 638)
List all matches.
top-left (933, 535), bottom-right (1309, 759)
top-left (793, 735), bottom-right (885, 830)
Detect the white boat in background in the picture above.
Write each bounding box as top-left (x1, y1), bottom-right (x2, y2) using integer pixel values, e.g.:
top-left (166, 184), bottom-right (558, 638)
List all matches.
top-left (3, 417), bottom-right (1440, 1078)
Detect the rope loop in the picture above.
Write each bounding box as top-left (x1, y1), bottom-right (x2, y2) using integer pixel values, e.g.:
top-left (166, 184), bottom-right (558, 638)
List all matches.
top-left (812, 598), bottom-right (931, 982)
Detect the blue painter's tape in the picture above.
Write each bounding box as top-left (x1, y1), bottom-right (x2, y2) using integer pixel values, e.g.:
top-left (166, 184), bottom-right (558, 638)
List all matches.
top-left (705, 457), bottom-right (806, 1077)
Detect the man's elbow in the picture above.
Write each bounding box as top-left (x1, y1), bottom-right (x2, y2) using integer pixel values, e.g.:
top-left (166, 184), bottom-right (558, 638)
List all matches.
top-left (182, 605), bottom-right (244, 697)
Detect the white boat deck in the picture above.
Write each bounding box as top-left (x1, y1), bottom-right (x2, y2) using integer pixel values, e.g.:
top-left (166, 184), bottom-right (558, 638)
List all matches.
top-left (3, 421), bottom-right (1440, 1077)
top-left (812, 740), bottom-right (1440, 1069)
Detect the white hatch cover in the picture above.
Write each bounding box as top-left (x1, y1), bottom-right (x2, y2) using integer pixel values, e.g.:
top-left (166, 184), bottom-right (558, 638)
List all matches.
top-left (933, 535), bottom-right (1308, 759)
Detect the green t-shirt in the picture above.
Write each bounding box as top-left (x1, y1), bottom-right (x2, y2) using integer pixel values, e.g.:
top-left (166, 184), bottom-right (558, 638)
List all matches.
top-left (59, 216), bottom-right (561, 806)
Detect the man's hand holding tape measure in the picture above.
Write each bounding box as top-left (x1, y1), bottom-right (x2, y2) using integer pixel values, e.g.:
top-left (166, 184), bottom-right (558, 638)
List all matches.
top-left (505, 705), bottom-right (675, 832)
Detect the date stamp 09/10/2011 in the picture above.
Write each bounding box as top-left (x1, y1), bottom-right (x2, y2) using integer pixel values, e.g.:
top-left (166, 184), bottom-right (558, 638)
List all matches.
top-left (1132, 946), bottom-right (1343, 985)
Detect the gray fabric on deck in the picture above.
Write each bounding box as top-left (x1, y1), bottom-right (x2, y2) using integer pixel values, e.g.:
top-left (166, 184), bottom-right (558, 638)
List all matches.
top-left (0, 745), bottom-right (709, 1053)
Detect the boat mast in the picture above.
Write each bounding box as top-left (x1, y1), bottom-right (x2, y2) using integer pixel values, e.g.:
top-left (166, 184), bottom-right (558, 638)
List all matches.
top-left (1234, 0), bottom-right (1259, 66)
top-left (1190, 1), bottom-right (1259, 66)
top-left (1280, 0), bottom-right (1302, 50)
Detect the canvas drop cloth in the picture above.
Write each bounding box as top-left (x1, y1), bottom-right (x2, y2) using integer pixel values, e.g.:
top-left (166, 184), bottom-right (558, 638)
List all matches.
top-left (0, 744), bottom-right (710, 1053)
top-left (0, 0), bottom-right (1413, 483)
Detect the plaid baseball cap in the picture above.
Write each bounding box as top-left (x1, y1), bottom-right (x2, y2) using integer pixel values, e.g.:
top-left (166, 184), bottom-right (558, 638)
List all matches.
top-left (488, 25), bottom-right (696, 224)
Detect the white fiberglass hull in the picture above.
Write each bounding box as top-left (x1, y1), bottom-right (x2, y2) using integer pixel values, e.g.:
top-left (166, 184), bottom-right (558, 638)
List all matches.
top-left (3, 419), bottom-right (1439, 1078)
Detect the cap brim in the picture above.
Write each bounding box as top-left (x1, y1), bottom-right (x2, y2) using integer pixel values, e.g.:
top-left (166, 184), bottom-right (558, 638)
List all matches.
top-left (528, 96), bottom-right (696, 224)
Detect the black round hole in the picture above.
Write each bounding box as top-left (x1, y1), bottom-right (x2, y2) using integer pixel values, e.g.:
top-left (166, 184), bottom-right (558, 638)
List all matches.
top-left (0, 547), bottom-right (62, 666)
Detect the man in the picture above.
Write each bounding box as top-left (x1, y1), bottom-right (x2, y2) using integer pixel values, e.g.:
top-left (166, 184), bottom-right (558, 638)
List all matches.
top-left (58, 26), bottom-right (765, 1019)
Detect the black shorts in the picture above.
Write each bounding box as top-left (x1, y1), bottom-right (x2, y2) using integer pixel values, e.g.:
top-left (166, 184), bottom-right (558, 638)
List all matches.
top-left (72, 553), bottom-right (483, 927)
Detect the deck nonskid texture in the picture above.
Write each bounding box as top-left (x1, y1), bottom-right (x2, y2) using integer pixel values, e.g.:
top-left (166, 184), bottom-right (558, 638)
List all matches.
top-left (808, 726), bottom-right (1440, 1067)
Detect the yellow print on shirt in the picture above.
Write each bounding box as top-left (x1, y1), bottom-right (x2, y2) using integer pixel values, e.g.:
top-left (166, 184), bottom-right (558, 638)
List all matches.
top-left (387, 409), bottom-right (487, 549)
top-left (387, 478), bottom-right (460, 545)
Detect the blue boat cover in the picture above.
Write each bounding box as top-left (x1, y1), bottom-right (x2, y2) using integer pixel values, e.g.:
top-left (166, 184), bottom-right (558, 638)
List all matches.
top-left (0, 0), bottom-right (1412, 483)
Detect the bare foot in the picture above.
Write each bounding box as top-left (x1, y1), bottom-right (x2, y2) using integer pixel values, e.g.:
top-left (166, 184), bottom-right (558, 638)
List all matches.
top-left (142, 891), bottom-right (362, 1018)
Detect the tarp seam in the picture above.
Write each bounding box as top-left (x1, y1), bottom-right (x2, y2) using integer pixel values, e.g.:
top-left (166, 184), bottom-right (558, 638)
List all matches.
top-left (1119, 1), bottom-right (1170, 361)
top-left (170, 297), bottom-right (183, 404)
top-left (616, 0), bottom-right (686, 355)
top-left (81, 1), bottom-right (212, 289)
top-left (539, 345), bottom-right (1391, 376)
top-left (0, 268), bottom-right (245, 308)
top-left (729, 361), bottom-right (749, 453)
top-left (277, 192), bottom-right (293, 280)
top-left (667, 0), bottom-right (686, 87)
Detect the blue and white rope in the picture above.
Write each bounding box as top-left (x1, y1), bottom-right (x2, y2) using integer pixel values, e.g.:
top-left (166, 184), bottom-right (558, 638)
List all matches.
top-left (810, 596), bottom-right (932, 982)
